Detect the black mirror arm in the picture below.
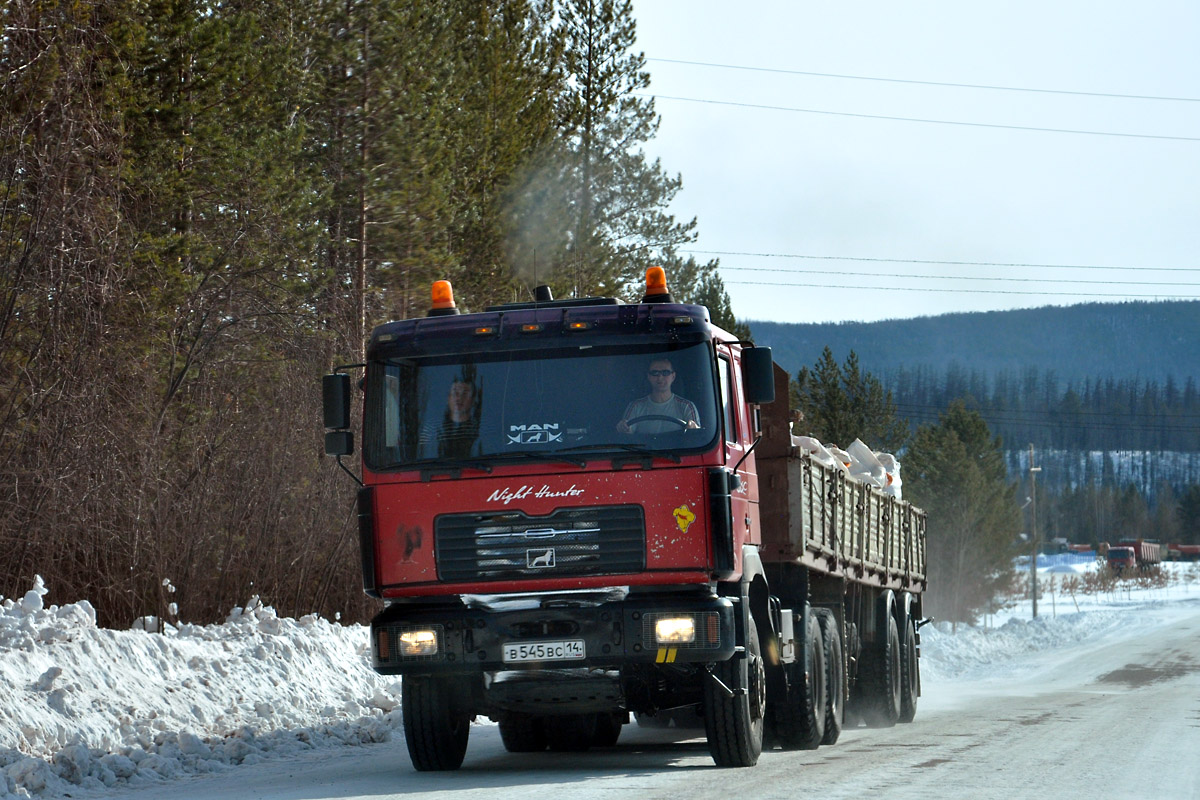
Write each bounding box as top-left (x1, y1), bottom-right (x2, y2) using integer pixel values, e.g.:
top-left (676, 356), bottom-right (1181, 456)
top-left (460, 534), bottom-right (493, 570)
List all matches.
top-left (336, 454), bottom-right (363, 487)
top-left (732, 435), bottom-right (761, 477)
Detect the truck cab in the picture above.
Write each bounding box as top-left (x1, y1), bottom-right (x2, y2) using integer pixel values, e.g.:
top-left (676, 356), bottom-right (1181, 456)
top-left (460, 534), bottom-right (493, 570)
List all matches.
top-left (1107, 546), bottom-right (1136, 573)
top-left (324, 270), bottom-right (779, 769)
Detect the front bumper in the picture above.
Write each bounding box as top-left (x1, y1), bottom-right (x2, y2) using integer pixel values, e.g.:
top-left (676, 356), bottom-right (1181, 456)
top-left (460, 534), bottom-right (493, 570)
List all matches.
top-left (370, 593), bottom-right (738, 676)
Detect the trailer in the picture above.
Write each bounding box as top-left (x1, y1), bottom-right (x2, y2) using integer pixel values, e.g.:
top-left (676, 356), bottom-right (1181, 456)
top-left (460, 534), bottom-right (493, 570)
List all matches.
top-left (322, 269), bottom-right (927, 770)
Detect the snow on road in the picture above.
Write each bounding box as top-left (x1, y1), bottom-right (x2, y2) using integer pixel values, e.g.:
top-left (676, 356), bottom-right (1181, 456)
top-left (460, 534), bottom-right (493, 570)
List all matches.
top-left (2, 565), bottom-right (1199, 799)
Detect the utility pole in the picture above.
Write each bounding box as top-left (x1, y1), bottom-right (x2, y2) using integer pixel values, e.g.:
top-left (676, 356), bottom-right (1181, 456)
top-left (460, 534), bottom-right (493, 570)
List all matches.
top-left (1029, 443), bottom-right (1042, 619)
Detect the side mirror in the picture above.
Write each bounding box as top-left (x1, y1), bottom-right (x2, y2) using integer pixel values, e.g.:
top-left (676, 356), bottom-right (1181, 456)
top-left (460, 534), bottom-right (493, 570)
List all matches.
top-left (323, 373), bottom-right (354, 456)
top-left (742, 347), bottom-right (776, 405)
top-left (325, 430), bottom-right (354, 457)
top-left (323, 373), bottom-right (351, 429)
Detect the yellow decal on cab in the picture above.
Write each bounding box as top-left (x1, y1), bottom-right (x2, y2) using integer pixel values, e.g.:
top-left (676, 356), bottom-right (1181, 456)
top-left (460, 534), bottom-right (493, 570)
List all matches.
top-left (673, 504), bottom-right (696, 533)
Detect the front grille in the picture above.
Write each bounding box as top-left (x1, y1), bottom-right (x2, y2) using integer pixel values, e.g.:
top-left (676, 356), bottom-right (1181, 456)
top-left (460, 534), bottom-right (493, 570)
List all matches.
top-left (435, 506), bottom-right (645, 582)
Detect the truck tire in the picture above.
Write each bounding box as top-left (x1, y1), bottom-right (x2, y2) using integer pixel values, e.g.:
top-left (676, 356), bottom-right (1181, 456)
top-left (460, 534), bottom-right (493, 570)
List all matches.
top-left (899, 617), bottom-right (919, 723)
top-left (591, 712), bottom-right (623, 747)
top-left (815, 608), bottom-right (844, 745)
top-left (498, 713), bottom-right (547, 752)
top-left (704, 614), bottom-right (766, 767)
top-left (546, 714), bottom-right (596, 752)
top-left (768, 610), bottom-right (825, 750)
top-left (401, 675), bottom-right (470, 771)
top-left (860, 614), bottom-right (901, 728)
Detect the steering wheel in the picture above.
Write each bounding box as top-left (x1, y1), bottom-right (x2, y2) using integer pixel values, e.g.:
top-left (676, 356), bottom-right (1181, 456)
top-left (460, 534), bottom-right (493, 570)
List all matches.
top-left (625, 414), bottom-right (690, 430)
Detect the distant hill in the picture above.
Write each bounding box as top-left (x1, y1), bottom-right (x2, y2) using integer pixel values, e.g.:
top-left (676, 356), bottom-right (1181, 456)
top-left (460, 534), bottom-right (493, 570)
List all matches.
top-left (749, 301), bottom-right (1200, 386)
top-left (748, 300), bottom-right (1200, 493)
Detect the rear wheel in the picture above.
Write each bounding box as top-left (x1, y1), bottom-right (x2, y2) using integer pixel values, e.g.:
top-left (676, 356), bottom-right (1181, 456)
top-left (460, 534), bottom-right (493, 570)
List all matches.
top-left (498, 713), bottom-right (547, 752)
top-left (545, 714), bottom-right (596, 752)
top-left (402, 676), bottom-right (470, 771)
top-left (899, 617), bottom-right (919, 723)
top-left (769, 610), bottom-right (825, 750)
top-left (591, 712), bottom-right (623, 747)
top-left (815, 608), bottom-right (844, 745)
top-left (704, 614), bottom-right (766, 766)
top-left (860, 613), bottom-right (901, 728)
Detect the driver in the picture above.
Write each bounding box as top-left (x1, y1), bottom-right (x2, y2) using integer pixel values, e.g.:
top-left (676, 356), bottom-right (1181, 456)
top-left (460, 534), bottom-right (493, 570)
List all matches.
top-left (617, 357), bottom-right (700, 434)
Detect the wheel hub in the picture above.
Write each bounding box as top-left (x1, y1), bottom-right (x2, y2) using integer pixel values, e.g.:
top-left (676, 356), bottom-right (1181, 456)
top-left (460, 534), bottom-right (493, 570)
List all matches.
top-left (748, 652), bottom-right (766, 719)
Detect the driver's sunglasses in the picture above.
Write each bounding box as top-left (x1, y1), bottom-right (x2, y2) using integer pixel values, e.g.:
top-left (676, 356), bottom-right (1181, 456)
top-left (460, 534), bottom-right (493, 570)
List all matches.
top-left (647, 369), bottom-right (674, 377)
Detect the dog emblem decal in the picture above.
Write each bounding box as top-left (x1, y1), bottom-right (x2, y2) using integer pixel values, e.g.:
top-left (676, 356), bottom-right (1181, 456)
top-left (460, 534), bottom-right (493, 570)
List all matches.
top-left (527, 548), bottom-right (556, 569)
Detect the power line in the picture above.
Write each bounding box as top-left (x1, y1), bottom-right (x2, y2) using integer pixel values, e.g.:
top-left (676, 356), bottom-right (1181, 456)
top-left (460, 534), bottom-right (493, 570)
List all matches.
top-left (643, 93), bottom-right (1200, 143)
top-left (720, 265), bottom-right (1200, 288)
top-left (647, 57), bottom-right (1200, 104)
top-left (685, 249), bottom-right (1200, 273)
top-left (726, 280), bottom-right (1200, 299)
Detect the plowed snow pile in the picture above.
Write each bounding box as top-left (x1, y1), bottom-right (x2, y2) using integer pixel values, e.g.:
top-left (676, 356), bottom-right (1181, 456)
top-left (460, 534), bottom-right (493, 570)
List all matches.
top-left (2, 567), bottom-right (1198, 799)
top-left (0, 578), bottom-right (401, 799)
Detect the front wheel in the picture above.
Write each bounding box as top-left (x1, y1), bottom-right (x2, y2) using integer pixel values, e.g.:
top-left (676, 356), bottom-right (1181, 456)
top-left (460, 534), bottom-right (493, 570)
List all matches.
top-left (402, 675), bottom-right (470, 771)
top-left (704, 615), bottom-right (766, 767)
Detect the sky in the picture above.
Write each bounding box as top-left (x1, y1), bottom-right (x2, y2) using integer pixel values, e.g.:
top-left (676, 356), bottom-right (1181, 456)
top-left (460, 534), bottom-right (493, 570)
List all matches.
top-left (631, 1), bottom-right (1200, 324)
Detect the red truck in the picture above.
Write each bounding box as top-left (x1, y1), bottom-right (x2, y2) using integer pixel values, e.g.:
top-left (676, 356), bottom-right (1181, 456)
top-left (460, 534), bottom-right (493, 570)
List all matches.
top-left (322, 269), bottom-right (927, 770)
top-left (1106, 539), bottom-right (1162, 573)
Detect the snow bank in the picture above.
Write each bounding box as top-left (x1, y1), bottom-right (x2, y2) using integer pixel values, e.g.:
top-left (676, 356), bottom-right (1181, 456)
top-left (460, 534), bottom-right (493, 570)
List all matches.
top-left (2, 566), bottom-right (1198, 799)
top-left (0, 578), bottom-right (401, 799)
top-left (920, 610), bottom-right (1130, 681)
top-left (921, 564), bottom-right (1200, 683)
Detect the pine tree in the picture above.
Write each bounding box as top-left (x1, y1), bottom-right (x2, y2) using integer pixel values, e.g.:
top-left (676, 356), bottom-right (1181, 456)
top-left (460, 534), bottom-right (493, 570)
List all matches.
top-left (904, 402), bottom-right (1020, 625)
top-left (794, 347), bottom-right (907, 450)
top-left (444, 0), bottom-right (563, 309)
top-left (1176, 485), bottom-right (1200, 545)
top-left (550, 0), bottom-right (696, 298)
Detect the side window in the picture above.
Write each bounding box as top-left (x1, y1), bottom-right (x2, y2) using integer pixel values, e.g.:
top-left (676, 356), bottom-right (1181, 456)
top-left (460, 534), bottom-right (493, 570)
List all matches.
top-left (718, 356), bottom-right (737, 443)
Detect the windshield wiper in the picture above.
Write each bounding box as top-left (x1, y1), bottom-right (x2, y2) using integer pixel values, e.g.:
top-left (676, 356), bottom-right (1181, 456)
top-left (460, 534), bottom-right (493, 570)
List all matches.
top-left (556, 442), bottom-right (682, 465)
top-left (503, 451), bottom-right (588, 468)
top-left (417, 459), bottom-right (494, 480)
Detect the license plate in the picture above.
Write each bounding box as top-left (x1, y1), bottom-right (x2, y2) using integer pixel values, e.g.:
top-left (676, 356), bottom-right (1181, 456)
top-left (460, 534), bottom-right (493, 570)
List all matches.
top-left (502, 639), bottom-right (586, 663)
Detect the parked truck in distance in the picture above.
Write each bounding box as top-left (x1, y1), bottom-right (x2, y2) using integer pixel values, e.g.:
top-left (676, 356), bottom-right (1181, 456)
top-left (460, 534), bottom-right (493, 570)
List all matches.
top-left (322, 268), bottom-right (928, 771)
top-left (1166, 543), bottom-right (1200, 562)
top-left (1103, 539), bottom-right (1162, 574)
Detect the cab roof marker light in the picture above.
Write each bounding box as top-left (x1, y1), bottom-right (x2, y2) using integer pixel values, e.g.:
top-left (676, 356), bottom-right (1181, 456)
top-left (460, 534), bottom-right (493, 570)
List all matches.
top-left (567, 321), bottom-right (591, 331)
top-left (428, 280), bottom-right (459, 317)
top-left (376, 333), bottom-right (398, 342)
top-left (520, 323), bottom-right (543, 333)
top-left (670, 316), bottom-right (693, 325)
top-left (474, 326), bottom-right (496, 336)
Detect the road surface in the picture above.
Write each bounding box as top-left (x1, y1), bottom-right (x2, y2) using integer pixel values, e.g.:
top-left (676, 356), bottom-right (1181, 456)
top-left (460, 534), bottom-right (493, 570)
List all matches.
top-left (110, 603), bottom-right (1200, 800)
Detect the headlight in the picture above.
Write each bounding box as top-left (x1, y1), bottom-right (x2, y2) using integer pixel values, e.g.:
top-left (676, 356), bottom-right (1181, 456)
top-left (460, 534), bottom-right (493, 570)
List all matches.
top-left (654, 616), bottom-right (696, 644)
top-left (398, 629), bottom-right (439, 656)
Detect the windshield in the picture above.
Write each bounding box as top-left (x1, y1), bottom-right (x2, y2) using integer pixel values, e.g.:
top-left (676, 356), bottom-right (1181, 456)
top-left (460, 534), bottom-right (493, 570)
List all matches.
top-left (364, 341), bottom-right (720, 470)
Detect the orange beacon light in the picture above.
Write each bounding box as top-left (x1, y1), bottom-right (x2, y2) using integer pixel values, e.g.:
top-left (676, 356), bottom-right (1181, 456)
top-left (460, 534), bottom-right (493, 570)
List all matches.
top-left (429, 280), bottom-right (459, 316)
